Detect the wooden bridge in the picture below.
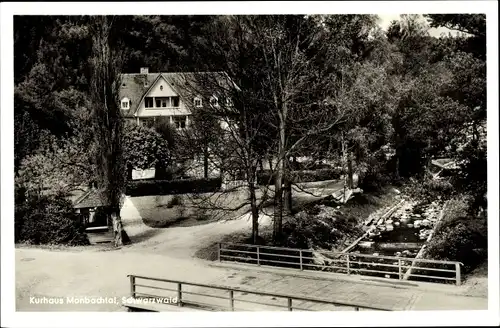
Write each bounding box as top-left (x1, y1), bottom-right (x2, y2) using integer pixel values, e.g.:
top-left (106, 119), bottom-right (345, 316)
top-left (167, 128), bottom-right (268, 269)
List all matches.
top-left (124, 275), bottom-right (392, 312)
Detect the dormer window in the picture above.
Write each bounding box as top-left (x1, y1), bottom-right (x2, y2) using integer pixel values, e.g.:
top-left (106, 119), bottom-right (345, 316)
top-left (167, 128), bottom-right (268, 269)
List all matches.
top-left (194, 97), bottom-right (202, 108)
top-left (121, 97), bottom-right (130, 110)
top-left (210, 95), bottom-right (219, 107)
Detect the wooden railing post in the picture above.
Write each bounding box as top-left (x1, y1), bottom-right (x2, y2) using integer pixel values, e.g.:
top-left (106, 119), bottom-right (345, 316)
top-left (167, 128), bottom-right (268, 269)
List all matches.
top-left (455, 263), bottom-right (461, 286)
top-left (130, 275), bottom-right (136, 298)
top-left (299, 250), bottom-right (303, 270)
top-left (398, 259), bottom-right (402, 280)
top-left (177, 283), bottom-right (182, 307)
top-left (257, 246), bottom-right (260, 266)
top-left (346, 254), bottom-right (350, 275)
top-left (229, 290), bottom-right (234, 311)
top-left (288, 298), bottom-right (293, 311)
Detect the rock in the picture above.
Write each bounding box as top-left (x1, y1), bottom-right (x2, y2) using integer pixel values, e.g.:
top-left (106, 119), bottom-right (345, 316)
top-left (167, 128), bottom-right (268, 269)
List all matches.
top-left (386, 224), bottom-right (394, 231)
top-left (394, 222), bottom-right (400, 226)
top-left (422, 219), bottom-right (431, 227)
top-left (414, 214), bottom-right (421, 218)
top-left (377, 218), bottom-right (384, 225)
top-left (373, 253), bottom-right (380, 256)
top-left (400, 217), bottom-right (408, 223)
top-left (407, 223), bottom-right (414, 228)
top-left (414, 220), bottom-right (422, 228)
top-left (358, 241), bottom-right (374, 248)
top-left (386, 219), bottom-right (393, 224)
top-left (379, 226), bottom-right (386, 231)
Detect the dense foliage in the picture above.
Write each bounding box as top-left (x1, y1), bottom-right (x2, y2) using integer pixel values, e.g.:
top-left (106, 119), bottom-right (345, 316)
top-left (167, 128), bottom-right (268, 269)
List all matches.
top-left (15, 194), bottom-right (89, 245)
top-left (14, 14), bottom-right (486, 246)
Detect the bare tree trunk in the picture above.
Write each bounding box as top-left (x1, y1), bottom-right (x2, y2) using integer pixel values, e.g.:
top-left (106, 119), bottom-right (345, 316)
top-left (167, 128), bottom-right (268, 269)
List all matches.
top-left (347, 151), bottom-right (354, 189)
top-left (273, 113), bottom-right (286, 244)
top-left (283, 157), bottom-right (292, 215)
top-left (248, 167), bottom-right (259, 244)
top-left (203, 145), bottom-right (209, 178)
top-left (111, 207), bottom-right (130, 246)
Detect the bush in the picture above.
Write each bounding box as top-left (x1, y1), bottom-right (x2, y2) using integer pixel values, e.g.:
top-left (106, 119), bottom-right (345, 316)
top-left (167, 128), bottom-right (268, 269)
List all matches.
top-left (281, 205), bottom-right (362, 249)
top-left (256, 169), bottom-right (341, 185)
top-left (15, 194), bottom-right (89, 245)
top-left (126, 177), bottom-right (222, 196)
top-left (167, 195), bottom-right (184, 208)
top-left (426, 216), bottom-right (487, 273)
top-left (402, 176), bottom-right (454, 203)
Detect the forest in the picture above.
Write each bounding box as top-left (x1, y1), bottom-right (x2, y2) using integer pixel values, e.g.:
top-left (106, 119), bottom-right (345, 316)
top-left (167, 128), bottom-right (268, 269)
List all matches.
top-left (14, 14), bottom-right (486, 269)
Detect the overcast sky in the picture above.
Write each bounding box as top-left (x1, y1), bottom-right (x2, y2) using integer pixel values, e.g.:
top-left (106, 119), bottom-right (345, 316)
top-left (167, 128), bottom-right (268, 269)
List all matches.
top-left (377, 14), bottom-right (459, 37)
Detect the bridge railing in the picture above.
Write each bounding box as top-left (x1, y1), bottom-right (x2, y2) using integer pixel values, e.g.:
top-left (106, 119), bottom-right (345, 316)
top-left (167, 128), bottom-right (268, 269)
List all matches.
top-left (218, 243), bottom-right (463, 286)
top-left (126, 274), bottom-right (391, 312)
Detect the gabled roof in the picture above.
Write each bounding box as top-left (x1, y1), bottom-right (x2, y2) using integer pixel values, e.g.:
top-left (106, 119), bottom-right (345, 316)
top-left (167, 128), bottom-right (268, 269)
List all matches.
top-left (73, 188), bottom-right (109, 209)
top-left (119, 71), bottom-right (240, 117)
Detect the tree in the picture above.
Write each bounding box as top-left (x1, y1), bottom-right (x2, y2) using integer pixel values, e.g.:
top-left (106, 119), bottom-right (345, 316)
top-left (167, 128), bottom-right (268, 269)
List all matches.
top-left (122, 122), bottom-right (171, 179)
top-left (88, 16), bottom-right (129, 246)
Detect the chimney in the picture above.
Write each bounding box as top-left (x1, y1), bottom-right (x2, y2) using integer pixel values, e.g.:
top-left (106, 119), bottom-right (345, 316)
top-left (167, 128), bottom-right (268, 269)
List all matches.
top-left (140, 67), bottom-right (149, 74)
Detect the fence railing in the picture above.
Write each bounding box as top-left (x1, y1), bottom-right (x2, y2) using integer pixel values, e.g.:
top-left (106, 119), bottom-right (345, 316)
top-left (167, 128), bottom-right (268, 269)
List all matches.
top-left (218, 243), bottom-right (462, 286)
top-left (126, 274), bottom-right (391, 312)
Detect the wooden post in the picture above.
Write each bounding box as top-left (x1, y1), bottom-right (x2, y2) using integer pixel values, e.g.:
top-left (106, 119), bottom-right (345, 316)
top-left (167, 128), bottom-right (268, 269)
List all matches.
top-left (129, 276), bottom-right (136, 298)
top-left (455, 263), bottom-right (461, 286)
top-left (257, 246), bottom-right (260, 266)
top-left (229, 290), bottom-right (234, 311)
top-left (355, 307), bottom-right (359, 311)
top-left (299, 250), bottom-right (303, 270)
top-left (288, 298), bottom-right (293, 311)
top-left (177, 283), bottom-right (182, 307)
top-left (398, 259), bottom-right (402, 280)
top-left (218, 243), bottom-right (221, 262)
top-left (346, 254), bottom-right (350, 275)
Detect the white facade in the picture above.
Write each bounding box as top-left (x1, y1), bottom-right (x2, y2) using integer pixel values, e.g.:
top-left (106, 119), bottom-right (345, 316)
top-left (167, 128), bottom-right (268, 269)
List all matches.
top-left (132, 75), bottom-right (191, 129)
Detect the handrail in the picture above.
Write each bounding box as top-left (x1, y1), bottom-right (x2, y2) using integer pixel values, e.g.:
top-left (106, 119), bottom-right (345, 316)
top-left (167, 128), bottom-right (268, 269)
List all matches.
top-left (219, 243), bottom-right (462, 285)
top-left (221, 242), bottom-right (462, 265)
top-left (126, 274), bottom-right (391, 311)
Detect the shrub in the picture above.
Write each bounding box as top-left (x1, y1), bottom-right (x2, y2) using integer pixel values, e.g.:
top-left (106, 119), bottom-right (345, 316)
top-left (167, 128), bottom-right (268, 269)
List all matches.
top-left (15, 194), bottom-right (89, 245)
top-left (256, 169), bottom-right (341, 185)
top-left (126, 177), bottom-right (222, 196)
top-left (402, 176), bottom-right (454, 203)
top-left (281, 205), bottom-right (362, 249)
top-left (167, 195), bottom-right (183, 208)
top-left (426, 216), bottom-right (487, 273)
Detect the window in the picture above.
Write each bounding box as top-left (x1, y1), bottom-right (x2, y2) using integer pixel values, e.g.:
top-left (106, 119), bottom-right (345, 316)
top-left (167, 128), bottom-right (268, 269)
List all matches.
top-left (210, 96), bottom-right (219, 107)
top-left (141, 117), bottom-right (155, 128)
top-left (194, 97), bottom-right (202, 108)
top-left (155, 97), bottom-right (170, 108)
top-left (173, 116), bottom-right (187, 129)
top-left (121, 98), bottom-right (130, 109)
top-left (160, 85), bottom-right (164, 91)
top-left (171, 96), bottom-right (180, 107)
top-left (145, 97), bottom-right (154, 108)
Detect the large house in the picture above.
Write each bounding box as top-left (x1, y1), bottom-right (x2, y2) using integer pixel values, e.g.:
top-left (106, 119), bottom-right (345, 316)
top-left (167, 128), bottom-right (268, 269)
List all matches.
top-left (119, 67), bottom-right (238, 130)
top-left (119, 68), bottom-right (240, 180)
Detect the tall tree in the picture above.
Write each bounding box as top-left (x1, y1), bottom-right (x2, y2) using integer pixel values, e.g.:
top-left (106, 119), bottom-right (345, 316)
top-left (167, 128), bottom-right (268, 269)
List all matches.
top-left (88, 16), bottom-right (129, 246)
